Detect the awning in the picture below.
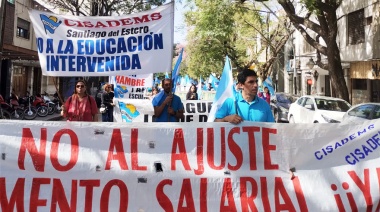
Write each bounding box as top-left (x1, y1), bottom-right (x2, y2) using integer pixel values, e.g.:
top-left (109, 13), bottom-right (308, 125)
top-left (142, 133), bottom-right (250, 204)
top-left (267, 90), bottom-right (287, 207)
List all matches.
top-left (1, 43), bottom-right (39, 61)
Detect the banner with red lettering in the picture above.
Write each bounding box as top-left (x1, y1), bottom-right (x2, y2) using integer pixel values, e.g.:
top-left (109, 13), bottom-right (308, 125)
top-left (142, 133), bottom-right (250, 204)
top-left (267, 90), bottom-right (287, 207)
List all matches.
top-left (111, 75), bottom-right (153, 99)
top-left (0, 120), bottom-right (379, 211)
top-left (29, 3), bottom-right (174, 76)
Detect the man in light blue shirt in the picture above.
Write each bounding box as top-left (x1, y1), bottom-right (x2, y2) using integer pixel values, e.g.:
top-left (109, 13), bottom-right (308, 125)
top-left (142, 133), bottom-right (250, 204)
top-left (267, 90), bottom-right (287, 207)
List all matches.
top-left (215, 68), bottom-right (274, 124)
top-left (152, 79), bottom-right (184, 122)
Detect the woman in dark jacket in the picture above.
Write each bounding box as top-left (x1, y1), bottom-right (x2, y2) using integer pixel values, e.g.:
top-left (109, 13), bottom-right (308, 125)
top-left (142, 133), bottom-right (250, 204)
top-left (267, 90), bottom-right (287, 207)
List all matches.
top-left (101, 83), bottom-right (115, 122)
top-left (186, 84), bottom-right (198, 100)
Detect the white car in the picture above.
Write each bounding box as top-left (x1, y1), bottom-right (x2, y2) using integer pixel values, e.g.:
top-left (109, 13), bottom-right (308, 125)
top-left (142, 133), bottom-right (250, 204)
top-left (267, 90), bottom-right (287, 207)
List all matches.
top-left (288, 95), bottom-right (351, 123)
top-left (341, 103), bottom-right (380, 123)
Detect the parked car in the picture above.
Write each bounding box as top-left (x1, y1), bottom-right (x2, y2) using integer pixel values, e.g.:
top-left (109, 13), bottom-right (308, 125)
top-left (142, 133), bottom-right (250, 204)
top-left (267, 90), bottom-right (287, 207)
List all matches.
top-left (270, 93), bottom-right (299, 123)
top-left (341, 103), bottom-right (380, 123)
top-left (288, 95), bottom-right (351, 123)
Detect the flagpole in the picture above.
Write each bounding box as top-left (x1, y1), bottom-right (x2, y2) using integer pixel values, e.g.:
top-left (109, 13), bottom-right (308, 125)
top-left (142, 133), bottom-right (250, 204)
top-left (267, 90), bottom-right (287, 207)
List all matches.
top-left (169, 0), bottom-right (175, 94)
top-left (230, 58), bottom-right (239, 116)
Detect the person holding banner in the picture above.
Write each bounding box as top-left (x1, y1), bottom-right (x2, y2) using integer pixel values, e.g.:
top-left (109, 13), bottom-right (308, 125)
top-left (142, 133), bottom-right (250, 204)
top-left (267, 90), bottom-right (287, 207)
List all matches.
top-left (61, 80), bottom-right (98, 122)
top-left (152, 79), bottom-right (184, 122)
top-left (186, 84), bottom-right (198, 100)
top-left (214, 69), bottom-right (274, 124)
top-left (101, 83), bottom-right (115, 122)
top-left (258, 86), bottom-right (271, 105)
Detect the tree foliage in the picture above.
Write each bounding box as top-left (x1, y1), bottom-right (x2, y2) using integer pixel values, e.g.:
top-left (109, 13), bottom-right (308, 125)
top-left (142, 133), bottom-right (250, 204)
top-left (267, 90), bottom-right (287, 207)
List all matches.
top-left (184, 0), bottom-right (291, 81)
top-left (276, 0), bottom-right (349, 101)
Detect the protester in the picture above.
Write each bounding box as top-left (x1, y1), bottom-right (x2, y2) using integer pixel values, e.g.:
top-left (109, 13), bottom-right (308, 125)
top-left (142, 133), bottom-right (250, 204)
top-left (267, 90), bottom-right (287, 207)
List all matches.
top-left (109, 84), bottom-right (115, 100)
top-left (186, 84), bottom-right (198, 100)
top-left (214, 68), bottom-right (274, 124)
top-left (207, 83), bottom-right (214, 91)
top-left (152, 78), bottom-right (184, 122)
top-left (61, 80), bottom-right (98, 122)
top-left (101, 83), bottom-right (115, 122)
top-left (258, 86), bottom-right (271, 104)
top-left (149, 87), bottom-right (159, 101)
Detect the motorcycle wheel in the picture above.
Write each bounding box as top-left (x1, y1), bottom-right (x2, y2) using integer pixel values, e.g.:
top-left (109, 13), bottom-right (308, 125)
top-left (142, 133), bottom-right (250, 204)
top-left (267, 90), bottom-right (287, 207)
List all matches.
top-left (11, 109), bottom-right (25, 120)
top-left (55, 104), bottom-right (62, 114)
top-left (47, 104), bottom-right (56, 115)
top-left (24, 107), bottom-right (38, 120)
top-left (0, 110), bottom-right (11, 119)
top-left (37, 106), bottom-right (49, 117)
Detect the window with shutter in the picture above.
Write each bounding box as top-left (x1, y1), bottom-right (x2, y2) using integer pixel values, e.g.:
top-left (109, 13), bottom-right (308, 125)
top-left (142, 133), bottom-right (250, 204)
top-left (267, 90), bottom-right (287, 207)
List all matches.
top-left (347, 9), bottom-right (365, 45)
top-left (17, 18), bottom-right (30, 39)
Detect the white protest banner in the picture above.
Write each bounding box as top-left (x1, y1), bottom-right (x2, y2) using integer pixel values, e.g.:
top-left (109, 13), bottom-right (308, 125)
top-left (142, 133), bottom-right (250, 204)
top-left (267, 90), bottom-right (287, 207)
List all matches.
top-left (29, 3), bottom-right (174, 76)
top-left (112, 74), bottom-right (153, 99)
top-left (0, 120), bottom-right (379, 211)
top-left (113, 100), bottom-right (212, 122)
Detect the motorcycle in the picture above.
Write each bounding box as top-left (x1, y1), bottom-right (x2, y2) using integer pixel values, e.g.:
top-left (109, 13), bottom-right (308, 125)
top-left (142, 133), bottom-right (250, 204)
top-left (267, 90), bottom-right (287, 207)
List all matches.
top-left (18, 92), bottom-right (38, 120)
top-left (33, 94), bottom-right (49, 117)
top-left (42, 92), bottom-right (56, 115)
top-left (0, 95), bottom-right (11, 119)
top-left (1, 95), bottom-right (24, 120)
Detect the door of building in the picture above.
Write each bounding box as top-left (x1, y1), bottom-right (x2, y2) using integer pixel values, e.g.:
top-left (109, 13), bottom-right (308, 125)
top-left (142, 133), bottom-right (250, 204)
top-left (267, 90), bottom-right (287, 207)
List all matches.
top-left (12, 66), bottom-right (28, 97)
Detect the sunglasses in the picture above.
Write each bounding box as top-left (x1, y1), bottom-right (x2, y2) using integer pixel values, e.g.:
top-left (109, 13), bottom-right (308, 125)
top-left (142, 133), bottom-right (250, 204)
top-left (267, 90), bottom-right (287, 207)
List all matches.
top-left (76, 85), bottom-right (85, 88)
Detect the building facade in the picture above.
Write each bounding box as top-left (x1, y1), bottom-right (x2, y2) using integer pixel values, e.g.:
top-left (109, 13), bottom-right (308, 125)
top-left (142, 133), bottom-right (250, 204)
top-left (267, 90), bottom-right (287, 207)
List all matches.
top-left (0, 0), bottom-right (57, 100)
top-left (284, 0), bottom-right (380, 105)
top-left (337, 0), bottom-right (380, 105)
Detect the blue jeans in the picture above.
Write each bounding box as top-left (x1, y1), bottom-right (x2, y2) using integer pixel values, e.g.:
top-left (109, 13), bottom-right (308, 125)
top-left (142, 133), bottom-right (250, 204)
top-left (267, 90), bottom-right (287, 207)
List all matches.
top-left (102, 107), bottom-right (113, 122)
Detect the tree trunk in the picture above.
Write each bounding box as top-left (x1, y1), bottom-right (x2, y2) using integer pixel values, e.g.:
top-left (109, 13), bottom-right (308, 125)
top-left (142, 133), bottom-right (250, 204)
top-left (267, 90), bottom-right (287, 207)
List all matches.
top-left (327, 41), bottom-right (349, 101)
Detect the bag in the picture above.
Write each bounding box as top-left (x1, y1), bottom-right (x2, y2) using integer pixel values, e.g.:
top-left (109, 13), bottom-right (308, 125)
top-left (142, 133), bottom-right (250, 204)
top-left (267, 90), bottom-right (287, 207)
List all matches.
top-left (96, 91), bottom-right (103, 108)
top-left (99, 104), bottom-right (107, 113)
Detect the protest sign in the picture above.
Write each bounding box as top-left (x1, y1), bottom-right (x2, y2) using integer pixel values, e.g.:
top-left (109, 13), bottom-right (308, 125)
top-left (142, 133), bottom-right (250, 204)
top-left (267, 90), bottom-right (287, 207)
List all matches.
top-left (111, 74), bottom-right (153, 99)
top-left (29, 3), bottom-right (174, 76)
top-left (113, 100), bottom-right (212, 122)
top-left (0, 120), bottom-right (379, 211)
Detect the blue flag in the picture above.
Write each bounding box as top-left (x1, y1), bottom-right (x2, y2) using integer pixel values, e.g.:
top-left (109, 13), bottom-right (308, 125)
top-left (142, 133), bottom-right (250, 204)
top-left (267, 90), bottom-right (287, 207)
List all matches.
top-left (185, 75), bottom-right (192, 87)
top-left (172, 48), bottom-right (184, 93)
top-left (263, 76), bottom-right (275, 95)
top-left (197, 77), bottom-right (203, 100)
top-left (152, 90), bottom-right (165, 107)
top-left (154, 77), bottom-right (161, 87)
top-left (165, 72), bottom-right (169, 79)
top-left (208, 56), bottom-right (234, 122)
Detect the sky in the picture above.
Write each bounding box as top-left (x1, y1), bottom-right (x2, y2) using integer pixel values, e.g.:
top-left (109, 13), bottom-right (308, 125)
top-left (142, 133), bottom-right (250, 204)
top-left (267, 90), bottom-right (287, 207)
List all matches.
top-left (172, 1), bottom-right (188, 44)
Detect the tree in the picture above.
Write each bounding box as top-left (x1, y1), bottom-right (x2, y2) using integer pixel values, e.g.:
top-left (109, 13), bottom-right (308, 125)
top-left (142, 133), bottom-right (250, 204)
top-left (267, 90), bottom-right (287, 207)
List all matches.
top-left (274, 0), bottom-right (349, 101)
top-left (184, 0), bottom-right (291, 82)
top-left (39, 0), bottom-right (166, 16)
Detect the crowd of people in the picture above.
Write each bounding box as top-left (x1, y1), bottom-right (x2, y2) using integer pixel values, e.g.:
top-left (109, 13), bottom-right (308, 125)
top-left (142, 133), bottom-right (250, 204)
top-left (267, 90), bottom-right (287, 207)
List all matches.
top-left (60, 69), bottom-right (274, 123)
